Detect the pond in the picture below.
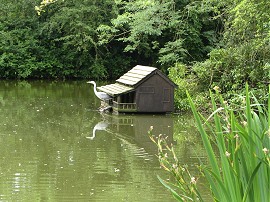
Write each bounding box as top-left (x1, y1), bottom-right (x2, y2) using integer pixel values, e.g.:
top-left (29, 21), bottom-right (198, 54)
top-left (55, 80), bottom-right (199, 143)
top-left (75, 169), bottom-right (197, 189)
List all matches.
top-left (0, 80), bottom-right (208, 201)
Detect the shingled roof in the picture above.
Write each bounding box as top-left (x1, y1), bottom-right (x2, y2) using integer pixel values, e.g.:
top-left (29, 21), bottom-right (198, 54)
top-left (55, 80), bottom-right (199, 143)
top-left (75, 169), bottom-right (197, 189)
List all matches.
top-left (116, 65), bottom-right (156, 86)
top-left (97, 83), bottom-right (133, 96)
top-left (97, 65), bottom-right (177, 96)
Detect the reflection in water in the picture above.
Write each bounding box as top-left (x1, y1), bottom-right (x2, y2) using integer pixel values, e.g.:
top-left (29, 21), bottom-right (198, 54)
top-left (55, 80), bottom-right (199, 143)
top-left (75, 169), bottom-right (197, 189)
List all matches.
top-left (91, 114), bottom-right (175, 155)
top-left (0, 80), bottom-right (208, 201)
top-left (86, 121), bottom-right (109, 140)
top-left (87, 114), bottom-right (175, 164)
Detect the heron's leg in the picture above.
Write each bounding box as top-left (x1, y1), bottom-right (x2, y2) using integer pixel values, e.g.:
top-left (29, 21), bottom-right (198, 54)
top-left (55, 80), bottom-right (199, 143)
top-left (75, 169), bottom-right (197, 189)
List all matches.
top-left (98, 101), bottom-right (106, 110)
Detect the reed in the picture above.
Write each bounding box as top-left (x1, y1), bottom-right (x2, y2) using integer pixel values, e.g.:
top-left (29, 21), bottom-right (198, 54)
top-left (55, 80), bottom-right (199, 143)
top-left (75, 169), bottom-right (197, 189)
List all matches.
top-left (151, 84), bottom-right (270, 201)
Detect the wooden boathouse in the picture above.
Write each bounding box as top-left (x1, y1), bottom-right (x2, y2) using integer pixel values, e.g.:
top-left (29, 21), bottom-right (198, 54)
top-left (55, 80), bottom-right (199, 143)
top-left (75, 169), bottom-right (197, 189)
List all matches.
top-left (98, 65), bottom-right (177, 113)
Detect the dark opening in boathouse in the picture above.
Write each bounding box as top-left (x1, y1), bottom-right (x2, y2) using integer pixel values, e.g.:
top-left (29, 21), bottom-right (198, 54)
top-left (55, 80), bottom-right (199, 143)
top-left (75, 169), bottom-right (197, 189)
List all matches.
top-left (98, 65), bottom-right (178, 113)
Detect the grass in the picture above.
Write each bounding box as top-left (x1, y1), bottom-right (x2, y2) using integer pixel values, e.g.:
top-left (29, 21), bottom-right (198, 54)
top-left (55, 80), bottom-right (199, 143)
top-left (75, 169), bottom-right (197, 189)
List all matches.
top-left (150, 84), bottom-right (270, 201)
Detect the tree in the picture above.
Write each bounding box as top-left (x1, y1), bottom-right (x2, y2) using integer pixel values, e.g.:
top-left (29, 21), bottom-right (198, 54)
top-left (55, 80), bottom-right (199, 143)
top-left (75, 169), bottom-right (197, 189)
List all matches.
top-left (98, 0), bottom-right (222, 68)
top-left (192, 0), bottom-right (270, 98)
top-left (0, 0), bottom-right (43, 78)
top-left (35, 0), bottom-right (57, 15)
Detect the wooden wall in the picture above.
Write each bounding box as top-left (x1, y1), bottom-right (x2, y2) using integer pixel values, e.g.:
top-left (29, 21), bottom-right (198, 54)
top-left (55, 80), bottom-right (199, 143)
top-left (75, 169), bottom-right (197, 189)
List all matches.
top-left (135, 74), bottom-right (174, 112)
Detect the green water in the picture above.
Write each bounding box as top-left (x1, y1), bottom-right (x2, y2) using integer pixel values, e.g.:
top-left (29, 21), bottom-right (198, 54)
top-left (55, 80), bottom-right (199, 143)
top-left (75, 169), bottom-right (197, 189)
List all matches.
top-left (0, 80), bottom-right (207, 201)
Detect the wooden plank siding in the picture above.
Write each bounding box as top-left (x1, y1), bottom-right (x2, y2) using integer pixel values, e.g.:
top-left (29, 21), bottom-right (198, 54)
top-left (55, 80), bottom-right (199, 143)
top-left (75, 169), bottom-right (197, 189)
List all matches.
top-left (135, 74), bottom-right (174, 112)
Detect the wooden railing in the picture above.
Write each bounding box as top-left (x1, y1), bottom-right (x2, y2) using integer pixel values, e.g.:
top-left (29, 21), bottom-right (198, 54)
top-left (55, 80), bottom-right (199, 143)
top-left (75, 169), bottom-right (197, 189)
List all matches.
top-left (113, 101), bottom-right (137, 112)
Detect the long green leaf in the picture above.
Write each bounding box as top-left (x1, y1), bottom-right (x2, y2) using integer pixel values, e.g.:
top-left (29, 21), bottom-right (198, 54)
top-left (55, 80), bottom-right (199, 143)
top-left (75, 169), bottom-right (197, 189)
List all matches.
top-left (187, 92), bottom-right (221, 179)
top-left (157, 175), bottom-right (191, 202)
top-left (268, 85), bottom-right (270, 129)
top-left (203, 169), bottom-right (232, 201)
top-left (210, 91), bottom-right (226, 153)
top-left (242, 162), bottom-right (262, 202)
top-left (245, 84), bottom-right (256, 168)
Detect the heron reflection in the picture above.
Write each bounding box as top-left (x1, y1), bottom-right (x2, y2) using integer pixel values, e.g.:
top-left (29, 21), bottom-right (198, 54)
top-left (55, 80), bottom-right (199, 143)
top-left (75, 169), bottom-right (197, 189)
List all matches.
top-left (86, 121), bottom-right (109, 140)
top-left (86, 114), bottom-right (175, 157)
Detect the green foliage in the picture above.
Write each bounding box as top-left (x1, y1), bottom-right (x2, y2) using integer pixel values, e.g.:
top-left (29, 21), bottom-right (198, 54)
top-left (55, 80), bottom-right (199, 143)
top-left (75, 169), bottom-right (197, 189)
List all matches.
top-left (98, 0), bottom-right (222, 67)
top-left (225, 0), bottom-right (270, 46)
top-left (193, 45), bottom-right (269, 93)
top-left (37, 0), bottom-right (118, 79)
top-left (190, 0), bottom-right (270, 106)
top-left (159, 39), bottom-right (187, 65)
top-left (168, 63), bottom-right (195, 111)
top-left (35, 0), bottom-right (56, 15)
top-left (188, 85), bottom-right (270, 201)
top-left (152, 85), bottom-right (270, 201)
top-left (168, 63), bottom-right (209, 111)
top-left (0, 0), bottom-right (40, 78)
top-left (0, 0), bottom-right (123, 79)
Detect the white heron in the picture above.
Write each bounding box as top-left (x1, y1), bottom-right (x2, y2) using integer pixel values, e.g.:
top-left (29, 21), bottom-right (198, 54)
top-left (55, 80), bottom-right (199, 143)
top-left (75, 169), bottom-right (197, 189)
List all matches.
top-left (87, 81), bottom-right (111, 101)
top-left (86, 121), bottom-right (109, 140)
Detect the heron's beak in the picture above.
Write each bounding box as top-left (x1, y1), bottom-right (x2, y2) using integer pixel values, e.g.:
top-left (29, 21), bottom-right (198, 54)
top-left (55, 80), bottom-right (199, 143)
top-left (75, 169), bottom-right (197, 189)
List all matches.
top-left (86, 81), bottom-right (91, 84)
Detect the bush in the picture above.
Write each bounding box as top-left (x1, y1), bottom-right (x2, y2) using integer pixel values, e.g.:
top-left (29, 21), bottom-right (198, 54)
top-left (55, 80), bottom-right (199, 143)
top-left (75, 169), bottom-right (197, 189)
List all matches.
top-left (168, 63), bottom-right (211, 112)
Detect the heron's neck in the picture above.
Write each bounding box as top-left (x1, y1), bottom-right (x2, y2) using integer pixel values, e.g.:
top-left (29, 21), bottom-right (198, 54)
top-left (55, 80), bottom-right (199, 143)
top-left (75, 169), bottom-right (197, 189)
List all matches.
top-left (92, 83), bottom-right (98, 94)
